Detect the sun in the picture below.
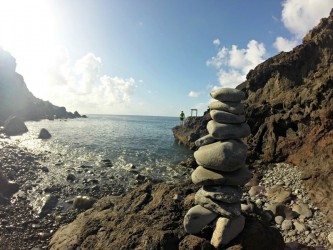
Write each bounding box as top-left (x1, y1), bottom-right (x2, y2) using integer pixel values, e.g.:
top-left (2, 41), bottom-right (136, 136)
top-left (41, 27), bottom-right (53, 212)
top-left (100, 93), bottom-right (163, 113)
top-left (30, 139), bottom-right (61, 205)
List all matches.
top-left (0, 0), bottom-right (58, 97)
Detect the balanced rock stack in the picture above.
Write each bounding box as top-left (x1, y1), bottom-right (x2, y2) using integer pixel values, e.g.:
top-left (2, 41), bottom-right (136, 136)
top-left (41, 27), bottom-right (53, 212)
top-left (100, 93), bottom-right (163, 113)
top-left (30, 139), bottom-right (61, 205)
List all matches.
top-left (184, 88), bottom-right (251, 248)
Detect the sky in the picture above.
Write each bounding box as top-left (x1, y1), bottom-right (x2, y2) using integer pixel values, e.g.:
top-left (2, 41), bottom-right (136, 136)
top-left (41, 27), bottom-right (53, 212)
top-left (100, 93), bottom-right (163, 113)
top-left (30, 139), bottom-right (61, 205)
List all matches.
top-left (0, 0), bottom-right (332, 117)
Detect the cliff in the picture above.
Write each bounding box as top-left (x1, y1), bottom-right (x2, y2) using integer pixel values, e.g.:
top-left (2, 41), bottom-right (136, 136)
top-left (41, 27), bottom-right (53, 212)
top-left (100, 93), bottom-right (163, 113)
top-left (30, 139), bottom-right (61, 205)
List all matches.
top-left (172, 10), bottom-right (333, 222)
top-left (237, 9), bottom-right (333, 221)
top-left (0, 48), bottom-right (84, 122)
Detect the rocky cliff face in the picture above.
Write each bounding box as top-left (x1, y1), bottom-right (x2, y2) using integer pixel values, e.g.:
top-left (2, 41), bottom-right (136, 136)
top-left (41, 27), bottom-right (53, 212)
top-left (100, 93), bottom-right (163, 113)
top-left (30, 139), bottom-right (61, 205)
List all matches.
top-left (0, 48), bottom-right (84, 121)
top-left (237, 10), bottom-right (333, 221)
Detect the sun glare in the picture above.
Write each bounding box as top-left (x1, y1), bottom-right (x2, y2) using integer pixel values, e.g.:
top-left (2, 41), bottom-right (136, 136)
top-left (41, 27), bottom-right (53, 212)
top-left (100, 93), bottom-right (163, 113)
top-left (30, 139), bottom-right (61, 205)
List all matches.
top-left (0, 0), bottom-right (58, 97)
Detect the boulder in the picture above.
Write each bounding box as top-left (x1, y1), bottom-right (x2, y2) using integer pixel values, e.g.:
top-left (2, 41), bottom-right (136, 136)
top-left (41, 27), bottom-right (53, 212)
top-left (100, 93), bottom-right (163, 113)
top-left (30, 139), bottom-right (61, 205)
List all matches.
top-left (191, 166), bottom-right (252, 186)
top-left (210, 110), bottom-right (246, 124)
top-left (38, 128), bottom-right (51, 139)
top-left (195, 192), bottom-right (241, 218)
top-left (211, 215), bottom-right (245, 248)
top-left (207, 120), bottom-right (251, 140)
top-left (31, 194), bottom-right (58, 218)
top-left (73, 196), bottom-right (97, 210)
top-left (194, 140), bottom-right (248, 172)
top-left (3, 116), bottom-right (28, 136)
top-left (183, 205), bottom-right (218, 234)
top-left (196, 185), bottom-right (242, 203)
top-left (210, 88), bottom-right (245, 102)
top-left (195, 134), bottom-right (217, 147)
top-left (209, 101), bottom-right (245, 115)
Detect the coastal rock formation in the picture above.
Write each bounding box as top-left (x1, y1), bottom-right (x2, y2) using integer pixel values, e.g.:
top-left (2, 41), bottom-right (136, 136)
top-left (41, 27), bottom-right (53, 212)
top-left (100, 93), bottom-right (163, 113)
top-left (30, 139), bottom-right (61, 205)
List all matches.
top-left (0, 48), bottom-right (85, 121)
top-left (237, 9), bottom-right (333, 222)
top-left (184, 88), bottom-right (253, 248)
top-left (49, 180), bottom-right (284, 250)
top-left (172, 10), bottom-right (333, 223)
top-left (172, 110), bottom-right (211, 150)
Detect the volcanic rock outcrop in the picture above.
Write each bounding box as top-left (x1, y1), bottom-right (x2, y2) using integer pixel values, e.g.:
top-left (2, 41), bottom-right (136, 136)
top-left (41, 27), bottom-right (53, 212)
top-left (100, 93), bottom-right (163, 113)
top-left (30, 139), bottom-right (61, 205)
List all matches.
top-left (0, 48), bottom-right (84, 122)
top-left (184, 88), bottom-right (252, 248)
top-left (237, 9), bottom-right (333, 222)
top-left (173, 10), bottom-right (333, 223)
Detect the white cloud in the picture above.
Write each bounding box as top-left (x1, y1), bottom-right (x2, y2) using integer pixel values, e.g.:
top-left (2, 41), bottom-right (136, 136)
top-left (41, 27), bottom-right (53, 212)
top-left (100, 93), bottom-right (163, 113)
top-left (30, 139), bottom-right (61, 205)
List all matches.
top-left (39, 51), bottom-right (137, 114)
top-left (273, 36), bottom-right (299, 52)
top-left (188, 91), bottom-right (200, 97)
top-left (213, 39), bottom-right (220, 46)
top-left (207, 40), bottom-right (266, 88)
top-left (274, 0), bottom-right (332, 52)
top-left (281, 0), bottom-right (332, 39)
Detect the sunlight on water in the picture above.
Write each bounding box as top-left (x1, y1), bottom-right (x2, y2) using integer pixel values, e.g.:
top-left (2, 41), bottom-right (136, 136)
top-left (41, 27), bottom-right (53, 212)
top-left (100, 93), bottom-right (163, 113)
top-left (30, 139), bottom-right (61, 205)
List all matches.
top-left (9, 115), bottom-right (193, 193)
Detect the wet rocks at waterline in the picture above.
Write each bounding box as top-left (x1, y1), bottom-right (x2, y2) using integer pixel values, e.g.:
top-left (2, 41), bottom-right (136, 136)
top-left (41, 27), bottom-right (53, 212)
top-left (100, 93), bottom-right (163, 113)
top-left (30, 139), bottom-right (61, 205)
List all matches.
top-left (184, 87), bottom-right (251, 248)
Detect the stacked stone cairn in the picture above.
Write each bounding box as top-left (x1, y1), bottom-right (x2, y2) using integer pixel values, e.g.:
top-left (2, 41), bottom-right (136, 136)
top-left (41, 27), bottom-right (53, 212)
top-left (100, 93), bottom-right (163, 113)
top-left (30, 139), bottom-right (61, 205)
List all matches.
top-left (183, 88), bottom-right (251, 248)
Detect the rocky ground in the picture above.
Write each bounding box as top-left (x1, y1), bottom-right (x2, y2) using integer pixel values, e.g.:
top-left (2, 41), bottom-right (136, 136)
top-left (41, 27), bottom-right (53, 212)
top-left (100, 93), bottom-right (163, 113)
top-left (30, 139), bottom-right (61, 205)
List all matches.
top-left (1, 137), bottom-right (332, 249)
top-left (246, 162), bottom-right (333, 249)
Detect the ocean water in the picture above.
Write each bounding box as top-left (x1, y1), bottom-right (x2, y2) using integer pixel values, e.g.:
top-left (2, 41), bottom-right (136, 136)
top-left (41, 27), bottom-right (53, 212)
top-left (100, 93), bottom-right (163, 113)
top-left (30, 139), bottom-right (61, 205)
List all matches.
top-left (10, 115), bottom-right (193, 196)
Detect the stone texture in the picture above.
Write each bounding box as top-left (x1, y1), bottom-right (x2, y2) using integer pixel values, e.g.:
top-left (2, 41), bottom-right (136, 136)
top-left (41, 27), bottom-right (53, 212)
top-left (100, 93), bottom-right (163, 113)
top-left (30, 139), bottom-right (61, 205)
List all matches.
top-left (266, 203), bottom-right (298, 220)
top-left (248, 185), bottom-right (265, 197)
top-left (194, 140), bottom-right (248, 172)
top-left (211, 215), bottom-right (245, 248)
top-left (191, 166), bottom-right (252, 186)
top-left (179, 235), bottom-right (212, 250)
top-left (266, 185), bottom-right (292, 204)
top-left (291, 202), bottom-right (313, 219)
top-left (281, 219), bottom-right (293, 230)
top-left (183, 205), bottom-right (218, 234)
top-left (195, 193), bottom-right (241, 218)
top-left (194, 134), bottom-right (217, 147)
top-left (196, 185), bottom-right (242, 203)
top-left (210, 110), bottom-right (246, 124)
top-left (328, 231), bottom-right (333, 245)
top-left (209, 101), bottom-right (245, 115)
top-left (207, 120), bottom-right (251, 140)
top-left (210, 88), bottom-right (245, 102)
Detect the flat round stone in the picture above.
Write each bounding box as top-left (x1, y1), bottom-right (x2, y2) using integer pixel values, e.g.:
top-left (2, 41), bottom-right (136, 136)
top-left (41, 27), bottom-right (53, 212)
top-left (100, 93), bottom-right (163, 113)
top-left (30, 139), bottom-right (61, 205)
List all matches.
top-left (191, 166), bottom-right (252, 186)
top-left (194, 140), bottom-right (247, 172)
top-left (209, 101), bottom-right (244, 115)
top-left (196, 185), bottom-right (243, 203)
top-left (195, 193), bottom-right (241, 218)
top-left (210, 110), bottom-right (246, 124)
top-left (207, 120), bottom-right (251, 140)
top-left (210, 88), bottom-right (245, 102)
top-left (183, 205), bottom-right (218, 234)
top-left (195, 134), bottom-right (217, 147)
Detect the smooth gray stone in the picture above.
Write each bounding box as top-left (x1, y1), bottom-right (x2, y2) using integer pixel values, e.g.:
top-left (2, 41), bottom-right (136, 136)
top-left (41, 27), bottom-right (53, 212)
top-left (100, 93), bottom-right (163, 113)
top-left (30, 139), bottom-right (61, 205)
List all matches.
top-left (197, 185), bottom-right (242, 203)
top-left (195, 192), bottom-right (241, 218)
top-left (211, 215), bottom-right (245, 248)
top-left (195, 134), bottom-right (217, 147)
top-left (207, 120), bottom-right (251, 140)
top-left (191, 166), bottom-right (252, 186)
top-left (209, 101), bottom-right (244, 115)
top-left (183, 205), bottom-right (218, 234)
top-left (210, 88), bottom-right (245, 102)
top-left (210, 110), bottom-right (246, 124)
top-left (194, 140), bottom-right (247, 172)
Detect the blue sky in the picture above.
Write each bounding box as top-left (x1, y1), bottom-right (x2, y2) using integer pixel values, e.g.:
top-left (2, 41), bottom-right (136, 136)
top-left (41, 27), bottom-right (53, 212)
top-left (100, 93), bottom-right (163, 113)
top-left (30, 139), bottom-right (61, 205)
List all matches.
top-left (0, 0), bottom-right (332, 116)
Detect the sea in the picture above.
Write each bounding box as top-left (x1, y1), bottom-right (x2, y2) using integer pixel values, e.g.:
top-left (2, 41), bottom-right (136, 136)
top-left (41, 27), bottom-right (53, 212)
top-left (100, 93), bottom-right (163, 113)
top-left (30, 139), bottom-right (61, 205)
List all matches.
top-left (9, 114), bottom-right (193, 197)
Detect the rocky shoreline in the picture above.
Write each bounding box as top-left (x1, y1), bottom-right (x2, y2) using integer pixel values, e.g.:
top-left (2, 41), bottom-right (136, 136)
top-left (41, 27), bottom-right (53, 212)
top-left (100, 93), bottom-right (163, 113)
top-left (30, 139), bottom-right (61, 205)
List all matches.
top-left (1, 138), bottom-right (332, 249)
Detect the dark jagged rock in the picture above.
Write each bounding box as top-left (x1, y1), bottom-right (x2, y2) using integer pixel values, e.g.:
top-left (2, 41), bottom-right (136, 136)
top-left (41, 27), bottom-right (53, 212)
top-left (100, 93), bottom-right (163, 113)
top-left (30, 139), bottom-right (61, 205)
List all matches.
top-left (3, 116), bottom-right (28, 136)
top-left (49, 180), bottom-right (284, 249)
top-left (38, 128), bottom-right (51, 139)
top-left (172, 110), bottom-right (211, 150)
top-left (236, 11), bottom-right (333, 221)
top-left (0, 48), bottom-right (86, 121)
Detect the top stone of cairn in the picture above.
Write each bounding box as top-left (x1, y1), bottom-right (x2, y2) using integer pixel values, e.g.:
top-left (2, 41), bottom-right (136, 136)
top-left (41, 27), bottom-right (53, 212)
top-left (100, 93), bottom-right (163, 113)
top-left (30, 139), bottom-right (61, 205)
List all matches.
top-left (210, 88), bottom-right (245, 102)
